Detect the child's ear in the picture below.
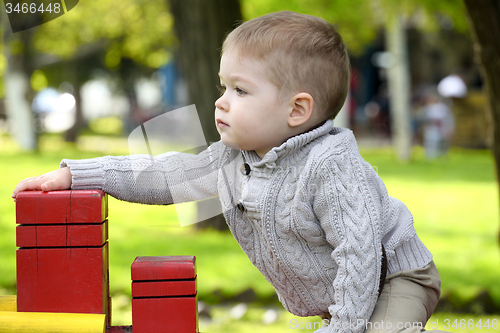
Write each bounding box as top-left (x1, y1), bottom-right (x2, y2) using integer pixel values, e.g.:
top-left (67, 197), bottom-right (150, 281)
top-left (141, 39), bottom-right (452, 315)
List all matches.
top-left (288, 92), bottom-right (314, 127)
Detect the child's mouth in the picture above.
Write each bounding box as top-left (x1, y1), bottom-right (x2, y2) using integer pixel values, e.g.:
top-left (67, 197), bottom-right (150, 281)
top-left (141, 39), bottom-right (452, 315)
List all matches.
top-left (216, 119), bottom-right (229, 128)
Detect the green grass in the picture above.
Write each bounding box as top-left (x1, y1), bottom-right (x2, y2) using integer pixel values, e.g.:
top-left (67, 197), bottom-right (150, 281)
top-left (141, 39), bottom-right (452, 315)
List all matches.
top-left (1, 134), bottom-right (500, 328)
top-left (199, 307), bottom-right (500, 333)
top-left (361, 147), bottom-right (500, 303)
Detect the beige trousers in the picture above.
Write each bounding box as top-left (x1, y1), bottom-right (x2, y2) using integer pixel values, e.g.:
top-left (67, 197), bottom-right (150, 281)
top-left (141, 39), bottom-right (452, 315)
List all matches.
top-left (365, 260), bottom-right (449, 333)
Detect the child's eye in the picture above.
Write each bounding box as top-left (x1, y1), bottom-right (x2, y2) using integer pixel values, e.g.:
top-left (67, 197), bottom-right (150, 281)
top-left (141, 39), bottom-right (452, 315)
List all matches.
top-left (235, 87), bottom-right (247, 96)
top-left (216, 84), bottom-right (226, 96)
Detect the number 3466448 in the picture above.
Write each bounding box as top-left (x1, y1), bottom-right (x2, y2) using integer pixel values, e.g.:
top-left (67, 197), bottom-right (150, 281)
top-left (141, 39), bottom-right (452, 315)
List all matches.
top-left (5, 2), bottom-right (62, 14)
top-left (442, 319), bottom-right (498, 330)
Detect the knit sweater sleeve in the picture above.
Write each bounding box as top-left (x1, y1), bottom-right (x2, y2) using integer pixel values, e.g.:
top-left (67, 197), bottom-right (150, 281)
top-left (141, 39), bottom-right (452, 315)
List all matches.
top-left (60, 142), bottom-right (226, 205)
top-left (312, 154), bottom-right (384, 333)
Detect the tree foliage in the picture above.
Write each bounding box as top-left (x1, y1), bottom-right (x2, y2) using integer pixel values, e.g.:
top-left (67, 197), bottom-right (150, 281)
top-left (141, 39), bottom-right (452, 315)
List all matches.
top-left (241, 0), bottom-right (468, 53)
top-left (32, 0), bottom-right (175, 69)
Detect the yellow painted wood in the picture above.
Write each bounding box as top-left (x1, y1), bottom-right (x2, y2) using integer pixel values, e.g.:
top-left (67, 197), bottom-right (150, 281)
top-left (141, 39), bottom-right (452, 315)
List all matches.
top-left (0, 311), bottom-right (105, 333)
top-left (0, 296), bottom-right (17, 312)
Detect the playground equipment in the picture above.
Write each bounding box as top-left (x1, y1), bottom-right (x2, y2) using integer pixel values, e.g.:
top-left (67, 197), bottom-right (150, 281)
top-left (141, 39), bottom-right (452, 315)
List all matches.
top-left (132, 256), bottom-right (198, 332)
top-left (0, 190), bottom-right (199, 332)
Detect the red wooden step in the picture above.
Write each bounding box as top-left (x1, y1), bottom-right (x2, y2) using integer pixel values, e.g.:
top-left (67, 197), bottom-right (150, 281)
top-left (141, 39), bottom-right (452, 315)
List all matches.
top-left (15, 190), bottom-right (111, 327)
top-left (16, 221), bottom-right (108, 247)
top-left (132, 297), bottom-right (198, 333)
top-left (132, 279), bottom-right (196, 298)
top-left (131, 256), bottom-right (198, 333)
top-left (16, 190), bottom-right (108, 224)
top-left (131, 256), bottom-right (196, 281)
top-left (16, 244), bottom-right (109, 316)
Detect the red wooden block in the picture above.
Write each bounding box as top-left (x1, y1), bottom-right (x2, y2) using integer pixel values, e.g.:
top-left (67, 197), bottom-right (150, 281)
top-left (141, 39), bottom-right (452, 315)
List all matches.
top-left (69, 190), bottom-right (108, 223)
top-left (131, 256), bottom-right (196, 281)
top-left (16, 224), bottom-right (66, 247)
top-left (132, 296), bottom-right (198, 333)
top-left (16, 191), bottom-right (70, 224)
top-left (16, 190), bottom-right (107, 224)
top-left (16, 221), bottom-right (108, 247)
top-left (16, 244), bottom-right (109, 317)
top-left (132, 279), bottom-right (197, 298)
top-left (67, 221), bottom-right (108, 247)
top-left (15, 224), bottom-right (36, 247)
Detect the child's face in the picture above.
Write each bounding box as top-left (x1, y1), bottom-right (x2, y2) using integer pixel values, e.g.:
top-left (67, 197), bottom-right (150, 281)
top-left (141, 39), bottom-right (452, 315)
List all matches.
top-left (215, 51), bottom-right (293, 158)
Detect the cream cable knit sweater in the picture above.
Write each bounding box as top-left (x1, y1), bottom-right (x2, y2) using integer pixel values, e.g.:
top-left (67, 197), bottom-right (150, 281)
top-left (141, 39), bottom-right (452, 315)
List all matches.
top-left (61, 119), bottom-right (432, 333)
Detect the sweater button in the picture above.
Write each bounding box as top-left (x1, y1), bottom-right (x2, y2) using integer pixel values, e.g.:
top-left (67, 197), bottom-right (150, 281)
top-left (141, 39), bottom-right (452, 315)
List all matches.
top-left (240, 163), bottom-right (251, 175)
top-left (236, 202), bottom-right (245, 212)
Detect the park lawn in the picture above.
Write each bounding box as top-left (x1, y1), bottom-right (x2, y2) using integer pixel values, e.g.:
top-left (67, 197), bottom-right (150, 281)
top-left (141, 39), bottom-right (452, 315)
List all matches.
top-left (361, 147), bottom-right (500, 303)
top-left (1, 135), bottom-right (499, 327)
top-left (199, 307), bottom-right (500, 333)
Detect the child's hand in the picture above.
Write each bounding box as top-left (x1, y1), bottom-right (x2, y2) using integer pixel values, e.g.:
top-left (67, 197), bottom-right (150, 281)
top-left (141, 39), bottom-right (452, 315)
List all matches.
top-left (12, 167), bottom-right (72, 200)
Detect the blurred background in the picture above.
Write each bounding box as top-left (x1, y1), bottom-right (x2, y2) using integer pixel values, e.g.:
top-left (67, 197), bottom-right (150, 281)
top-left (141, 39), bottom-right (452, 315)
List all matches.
top-left (1, 1), bottom-right (499, 332)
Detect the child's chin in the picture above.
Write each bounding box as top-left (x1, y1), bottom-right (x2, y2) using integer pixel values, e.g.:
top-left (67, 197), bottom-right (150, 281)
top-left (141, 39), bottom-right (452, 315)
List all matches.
top-left (221, 140), bottom-right (241, 151)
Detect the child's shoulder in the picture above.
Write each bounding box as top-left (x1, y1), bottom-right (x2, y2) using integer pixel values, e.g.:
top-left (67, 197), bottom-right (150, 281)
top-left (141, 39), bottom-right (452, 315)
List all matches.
top-left (306, 126), bottom-right (377, 180)
top-left (309, 126), bottom-right (360, 160)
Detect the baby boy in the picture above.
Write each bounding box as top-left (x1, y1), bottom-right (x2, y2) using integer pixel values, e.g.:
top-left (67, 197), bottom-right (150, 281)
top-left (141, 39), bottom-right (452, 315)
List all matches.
top-left (13, 11), bottom-right (445, 333)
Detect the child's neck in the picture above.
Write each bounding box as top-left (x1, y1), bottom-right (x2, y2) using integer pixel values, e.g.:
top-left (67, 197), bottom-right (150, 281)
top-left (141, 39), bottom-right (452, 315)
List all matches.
top-left (254, 119), bottom-right (328, 159)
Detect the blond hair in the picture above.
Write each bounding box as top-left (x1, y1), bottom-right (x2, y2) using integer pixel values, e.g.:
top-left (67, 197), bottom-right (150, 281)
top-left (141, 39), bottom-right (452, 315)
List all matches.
top-left (222, 11), bottom-right (350, 120)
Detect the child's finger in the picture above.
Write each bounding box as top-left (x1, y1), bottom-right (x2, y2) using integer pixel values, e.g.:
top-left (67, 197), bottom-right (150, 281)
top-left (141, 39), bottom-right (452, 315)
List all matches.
top-left (12, 178), bottom-right (44, 197)
top-left (41, 177), bottom-right (67, 192)
top-left (41, 180), bottom-right (57, 192)
top-left (13, 168), bottom-right (72, 199)
top-left (41, 182), bottom-right (49, 192)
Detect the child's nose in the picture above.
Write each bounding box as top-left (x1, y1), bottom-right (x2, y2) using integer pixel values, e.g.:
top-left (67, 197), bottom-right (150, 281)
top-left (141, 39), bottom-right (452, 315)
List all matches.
top-left (215, 95), bottom-right (228, 112)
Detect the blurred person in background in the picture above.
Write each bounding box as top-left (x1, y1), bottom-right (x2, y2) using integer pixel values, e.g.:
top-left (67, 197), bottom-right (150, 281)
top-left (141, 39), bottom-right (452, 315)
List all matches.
top-left (419, 88), bottom-right (455, 159)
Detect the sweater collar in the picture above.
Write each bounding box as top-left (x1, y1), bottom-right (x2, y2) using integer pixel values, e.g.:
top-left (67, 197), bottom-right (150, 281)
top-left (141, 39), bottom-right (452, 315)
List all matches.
top-left (242, 119), bottom-right (334, 169)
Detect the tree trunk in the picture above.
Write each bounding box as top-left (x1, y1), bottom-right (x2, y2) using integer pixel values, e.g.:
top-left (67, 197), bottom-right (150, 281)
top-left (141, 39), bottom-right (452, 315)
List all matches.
top-left (386, 16), bottom-right (412, 162)
top-left (169, 0), bottom-right (242, 230)
top-left (463, 0), bottom-right (500, 245)
top-left (2, 17), bottom-right (37, 151)
top-left (64, 64), bottom-right (85, 143)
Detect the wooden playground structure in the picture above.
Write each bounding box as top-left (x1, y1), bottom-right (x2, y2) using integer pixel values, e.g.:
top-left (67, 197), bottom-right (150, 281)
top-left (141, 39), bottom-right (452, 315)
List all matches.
top-left (0, 190), bottom-right (199, 332)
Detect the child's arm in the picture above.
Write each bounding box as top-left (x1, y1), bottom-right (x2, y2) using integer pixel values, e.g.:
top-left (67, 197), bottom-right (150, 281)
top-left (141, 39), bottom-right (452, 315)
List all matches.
top-left (312, 159), bottom-right (385, 333)
top-left (65, 144), bottom-right (222, 205)
top-left (12, 167), bottom-right (72, 199)
top-left (13, 142), bottom-right (227, 206)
